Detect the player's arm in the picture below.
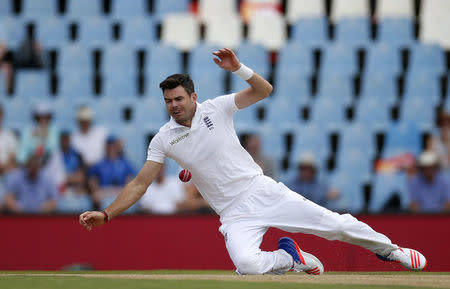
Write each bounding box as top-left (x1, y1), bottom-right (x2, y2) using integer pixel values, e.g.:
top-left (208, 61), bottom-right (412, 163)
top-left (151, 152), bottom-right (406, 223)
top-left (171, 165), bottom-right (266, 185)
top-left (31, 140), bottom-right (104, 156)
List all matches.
top-left (79, 160), bottom-right (163, 230)
top-left (212, 48), bottom-right (273, 109)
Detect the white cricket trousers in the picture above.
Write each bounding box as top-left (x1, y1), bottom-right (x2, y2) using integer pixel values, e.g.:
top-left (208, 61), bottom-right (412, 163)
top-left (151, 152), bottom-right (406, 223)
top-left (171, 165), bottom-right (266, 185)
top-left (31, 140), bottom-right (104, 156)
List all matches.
top-left (218, 175), bottom-right (398, 275)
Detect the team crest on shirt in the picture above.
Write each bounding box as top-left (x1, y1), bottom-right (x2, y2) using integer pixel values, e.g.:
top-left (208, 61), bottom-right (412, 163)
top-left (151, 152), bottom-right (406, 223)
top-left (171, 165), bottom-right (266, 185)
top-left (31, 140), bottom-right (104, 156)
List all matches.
top-left (203, 116), bottom-right (214, 130)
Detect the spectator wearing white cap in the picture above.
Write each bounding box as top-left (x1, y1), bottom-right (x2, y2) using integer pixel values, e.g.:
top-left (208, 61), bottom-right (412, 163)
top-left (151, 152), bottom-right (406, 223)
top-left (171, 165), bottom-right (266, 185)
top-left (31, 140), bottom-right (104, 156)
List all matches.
top-left (286, 152), bottom-right (339, 208)
top-left (407, 151), bottom-right (450, 213)
top-left (71, 106), bottom-right (108, 168)
top-left (0, 104), bottom-right (18, 173)
top-left (16, 102), bottom-right (59, 164)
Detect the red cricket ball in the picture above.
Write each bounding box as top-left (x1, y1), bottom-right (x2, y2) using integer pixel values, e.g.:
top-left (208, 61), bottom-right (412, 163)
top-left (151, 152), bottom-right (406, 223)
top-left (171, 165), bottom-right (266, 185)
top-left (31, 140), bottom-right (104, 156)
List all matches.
top-left (179, 169), bottom-right (192, 182)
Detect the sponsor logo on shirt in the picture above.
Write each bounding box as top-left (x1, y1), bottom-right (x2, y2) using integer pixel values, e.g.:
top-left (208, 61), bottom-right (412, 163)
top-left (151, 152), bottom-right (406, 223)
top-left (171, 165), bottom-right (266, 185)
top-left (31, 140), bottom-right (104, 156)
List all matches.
top-left (169, 132), bottom-right (190, 145)
top-left (203, 116), bottom-right (214, 130)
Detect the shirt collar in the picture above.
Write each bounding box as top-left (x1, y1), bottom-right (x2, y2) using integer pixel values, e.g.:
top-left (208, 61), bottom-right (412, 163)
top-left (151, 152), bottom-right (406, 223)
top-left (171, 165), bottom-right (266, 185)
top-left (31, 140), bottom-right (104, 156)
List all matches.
top-left (168, 102), bottom-right (202, 130)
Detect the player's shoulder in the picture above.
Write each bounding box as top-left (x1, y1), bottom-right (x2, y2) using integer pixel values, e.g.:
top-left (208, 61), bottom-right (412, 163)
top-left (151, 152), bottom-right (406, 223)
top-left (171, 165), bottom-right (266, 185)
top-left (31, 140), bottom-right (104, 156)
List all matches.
top-left (201, 93), bottom-right (236, 112)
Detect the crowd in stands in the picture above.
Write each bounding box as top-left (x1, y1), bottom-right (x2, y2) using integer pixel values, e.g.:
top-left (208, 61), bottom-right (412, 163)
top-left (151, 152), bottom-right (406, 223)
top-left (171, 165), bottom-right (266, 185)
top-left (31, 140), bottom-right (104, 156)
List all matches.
top-left (0, 0), bottom-right (450, 215)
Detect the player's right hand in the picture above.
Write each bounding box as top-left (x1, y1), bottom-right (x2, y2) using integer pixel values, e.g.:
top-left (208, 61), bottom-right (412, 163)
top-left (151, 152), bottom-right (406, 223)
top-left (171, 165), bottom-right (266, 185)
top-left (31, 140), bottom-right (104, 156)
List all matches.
top-left (79, 211), bottom-right (105, 231)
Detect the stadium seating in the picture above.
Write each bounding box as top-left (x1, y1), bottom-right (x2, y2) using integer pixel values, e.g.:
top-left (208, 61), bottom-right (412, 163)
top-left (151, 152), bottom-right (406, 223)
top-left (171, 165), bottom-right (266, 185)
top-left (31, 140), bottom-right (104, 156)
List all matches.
top-left (376, 0), bottom-right (414, 19)
top-left (321, 44), bottom-right (358, 76)
top-left (409, 43), bottom-right (446, 77)
top-left (3, 0), bottom-right (448, 214)
top-left (120, 17), bottom-right (156, 49)
top-left (331, 0), bottom-right (370, 21)
top-left (14, 70), bottom-right (50, 98)
top-left (364, 43), bottom-right (402, 76)
top-left (403, 71), bottom-right (441, 105)
top-left (204, 14), bottom-right (242, 49)
top-left (334, 18), bottom-right (371, 48)
top-left (248, 12), bottom-right (286, 51)
top-left (1, 16), bottom-right (26, 49)
top-left (0, 0), bottom-right (12, 16)
top-left (290, 17), bottom-right (328, 47)
top-left (309, 97), bottom-right (347, 131)
top-left (377, 18), bottom-right (415, 48)
top-left (291, 124), bottom-right (329, 167)
top-left (328, 170), bottom-right (364, 213)
top-left (316, 74), bottom-right (353, 105)
top-left (232, 43), bottom-right (269, 89)
top-left (77, 16), bottom-right (112, 48)
top-left (110, 0), bottom-right (148, 20)
top-left (152, 0), bottom-right (190, 22)
top-left (22, 0), bottom-right (57, 19)
top-left (369, 173), bottom-right (410, 212)
top-left (420, 0), bottom-right (450, 48)
top-left (360, 72), bottom-right (397, 103)
top-left (285, 0), bottom-right (325, 24)
top-left (383, 122), bottom-right (422, 157)
top-left (161, 13), bottom-right (199, 51)
top-left (66, 0), bottom-right (102, 18)
top-left (354, 97), bottom-right (391, 130)
top-left (276, 42), bottom-right (314, 77)
top-left (36, 16), bottom-right (68, 49)
top-left (198, 0), bottom-right (237, 23)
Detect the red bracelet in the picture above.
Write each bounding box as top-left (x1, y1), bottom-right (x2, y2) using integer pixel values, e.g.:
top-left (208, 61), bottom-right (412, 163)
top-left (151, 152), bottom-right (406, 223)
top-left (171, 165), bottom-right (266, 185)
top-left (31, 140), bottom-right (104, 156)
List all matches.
top-left (101, 210), bottom-right (109, 223)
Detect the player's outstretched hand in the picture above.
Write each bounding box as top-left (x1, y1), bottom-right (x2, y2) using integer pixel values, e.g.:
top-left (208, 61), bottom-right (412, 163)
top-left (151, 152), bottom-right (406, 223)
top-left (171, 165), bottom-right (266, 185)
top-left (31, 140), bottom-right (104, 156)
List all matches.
top-left (212, 48), bottom-right (241, 72)
top-left (79, 211), bottom-right (106, 231)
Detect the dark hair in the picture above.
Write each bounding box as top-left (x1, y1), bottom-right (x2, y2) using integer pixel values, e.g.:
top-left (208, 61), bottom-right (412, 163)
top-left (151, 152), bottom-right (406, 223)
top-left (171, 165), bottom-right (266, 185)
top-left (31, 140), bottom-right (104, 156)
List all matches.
top-left (159, 74), bottom-right (195, 95)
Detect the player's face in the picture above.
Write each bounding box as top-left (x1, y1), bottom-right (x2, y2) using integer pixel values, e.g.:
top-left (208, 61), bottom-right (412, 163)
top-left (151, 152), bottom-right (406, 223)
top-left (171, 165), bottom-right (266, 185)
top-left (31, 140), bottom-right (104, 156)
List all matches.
top-left (163, 85), bottom-right (197, 126)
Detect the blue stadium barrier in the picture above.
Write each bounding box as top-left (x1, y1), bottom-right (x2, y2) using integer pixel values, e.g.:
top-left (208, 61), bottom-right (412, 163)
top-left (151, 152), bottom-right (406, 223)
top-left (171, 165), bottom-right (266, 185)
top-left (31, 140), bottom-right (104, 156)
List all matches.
top-left (102, 44), bottom-right (136, 73)
top-left (316, 74), bottom-right (353, 105)
top-left (1, 16), bottom-right (26, 49)
top-left (309, 97), bottom-right (347, 131)
top-left (321, 44), bottom-right (358, 76)
top-left (403, 71), bottom-right (440, 103)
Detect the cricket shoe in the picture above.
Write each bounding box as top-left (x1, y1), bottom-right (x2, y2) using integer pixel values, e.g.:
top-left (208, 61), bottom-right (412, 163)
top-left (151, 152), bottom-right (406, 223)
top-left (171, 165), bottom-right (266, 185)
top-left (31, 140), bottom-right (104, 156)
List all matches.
top-left (278, 237), bottom-right (324, 275)
top-left (376, 247), bottom-right (427, 271)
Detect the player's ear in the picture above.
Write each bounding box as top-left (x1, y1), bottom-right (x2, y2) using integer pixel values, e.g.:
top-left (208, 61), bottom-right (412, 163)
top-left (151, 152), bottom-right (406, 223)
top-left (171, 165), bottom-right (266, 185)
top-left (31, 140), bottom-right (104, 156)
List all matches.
top-left (191, 92), bottom-right (197, 102)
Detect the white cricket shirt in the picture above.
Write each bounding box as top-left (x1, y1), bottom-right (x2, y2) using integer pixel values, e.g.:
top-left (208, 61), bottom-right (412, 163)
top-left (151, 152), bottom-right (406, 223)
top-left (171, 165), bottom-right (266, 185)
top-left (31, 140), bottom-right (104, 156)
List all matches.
top-left (147, 93), bottom-right (263, 214)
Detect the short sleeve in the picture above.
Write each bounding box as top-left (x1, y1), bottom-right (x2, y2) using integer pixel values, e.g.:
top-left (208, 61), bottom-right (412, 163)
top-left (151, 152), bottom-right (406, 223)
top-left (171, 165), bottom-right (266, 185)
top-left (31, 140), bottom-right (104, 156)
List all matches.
top-left (146, 133), bottom-right (166, 164)
top-left (210, 93), bottom-right (238, 116)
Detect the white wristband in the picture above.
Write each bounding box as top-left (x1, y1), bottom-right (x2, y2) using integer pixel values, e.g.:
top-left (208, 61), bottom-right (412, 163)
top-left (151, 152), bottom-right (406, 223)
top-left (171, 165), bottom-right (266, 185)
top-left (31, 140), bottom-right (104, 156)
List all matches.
top-left (233, 63), bottom-right (254, 81)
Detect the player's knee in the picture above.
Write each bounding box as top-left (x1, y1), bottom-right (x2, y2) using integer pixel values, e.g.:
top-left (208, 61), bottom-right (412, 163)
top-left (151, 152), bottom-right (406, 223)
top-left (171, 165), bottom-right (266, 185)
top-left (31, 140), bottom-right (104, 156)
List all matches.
top-left (333, 213), bottom-right (359, 240)
top-left (235, 255), bottom-right (265, 275)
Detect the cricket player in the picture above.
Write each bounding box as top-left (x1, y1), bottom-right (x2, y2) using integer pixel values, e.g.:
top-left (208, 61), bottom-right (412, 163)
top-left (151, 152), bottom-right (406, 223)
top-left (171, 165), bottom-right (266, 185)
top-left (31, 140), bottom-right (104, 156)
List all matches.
top-left (79, 48), bottom-right (427, 274)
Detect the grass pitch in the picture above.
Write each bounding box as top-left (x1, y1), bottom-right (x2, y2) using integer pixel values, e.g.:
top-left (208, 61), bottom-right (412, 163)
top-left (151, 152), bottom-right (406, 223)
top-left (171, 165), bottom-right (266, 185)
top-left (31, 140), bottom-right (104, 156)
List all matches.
top-left (0, 271), bottom-right (449, 289)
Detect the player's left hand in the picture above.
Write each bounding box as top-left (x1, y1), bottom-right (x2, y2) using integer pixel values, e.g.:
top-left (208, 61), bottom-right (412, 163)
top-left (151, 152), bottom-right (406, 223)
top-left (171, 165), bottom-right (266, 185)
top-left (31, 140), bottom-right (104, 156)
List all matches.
top-left (212, 48), bottom-right (241, 72)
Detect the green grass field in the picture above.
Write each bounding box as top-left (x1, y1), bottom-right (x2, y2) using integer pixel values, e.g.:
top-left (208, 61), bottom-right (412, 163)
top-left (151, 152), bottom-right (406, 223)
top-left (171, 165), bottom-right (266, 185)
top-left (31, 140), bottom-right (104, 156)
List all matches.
top-left (1, 271), bottom-right (449, 289)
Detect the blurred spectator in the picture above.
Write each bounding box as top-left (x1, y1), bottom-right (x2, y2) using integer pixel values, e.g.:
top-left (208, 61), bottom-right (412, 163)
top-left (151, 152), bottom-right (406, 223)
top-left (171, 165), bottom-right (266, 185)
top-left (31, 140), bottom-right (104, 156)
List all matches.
top-left (140, 163), bottom-right (186, 214)
top-left (426, 111), bottom-right (450, 169)
top-left (14, 24), bottom-right (43, 69)
top-left (17, 103), bottom-right (59, 164)
top-left (0, 22), bottom-right (13, 93)
top-left (242, 133), bottom-right (277, 179)
top-left (0, 104), bottom-right (18, 173)
top-left (4, 154), bottom-right (58, 213)
top-left (88, 136), bottom-right (135, 206)
top-left (177, 183), bottom-right (213, 214)
top-left (286, 153), bottom-right (339, 208)
top-left (72, 106), bottom-right (108, 167)
top-left (407, 151), bottom-right (450, 213)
